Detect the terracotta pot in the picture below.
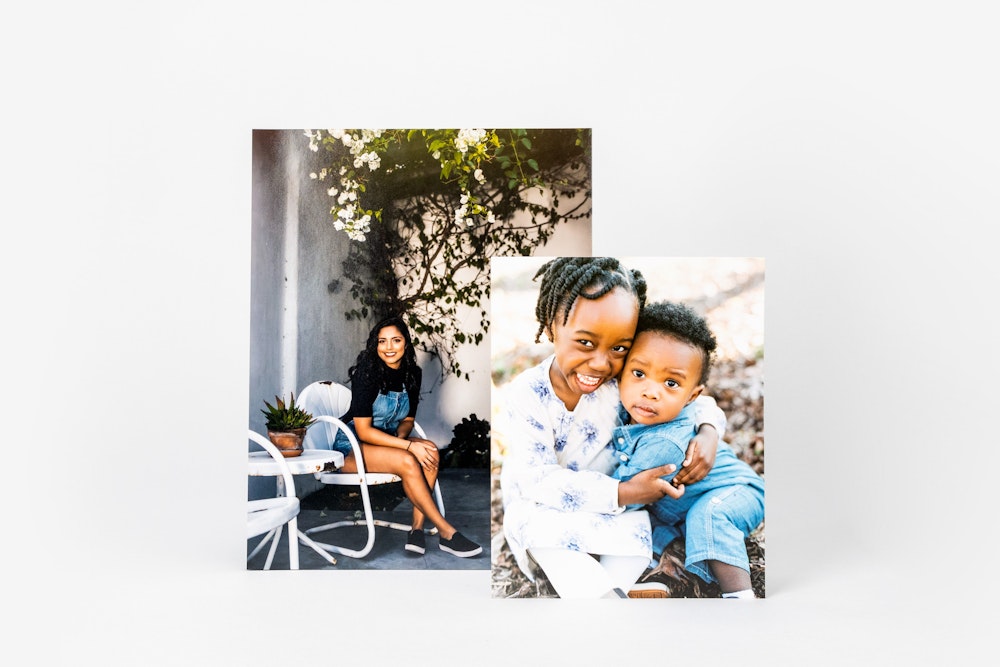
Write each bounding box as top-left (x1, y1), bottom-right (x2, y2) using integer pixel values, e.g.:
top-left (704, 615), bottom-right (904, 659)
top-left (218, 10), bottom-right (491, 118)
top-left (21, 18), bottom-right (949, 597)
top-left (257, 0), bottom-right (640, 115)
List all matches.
top-left (267, 428), bottom-right (306, 457)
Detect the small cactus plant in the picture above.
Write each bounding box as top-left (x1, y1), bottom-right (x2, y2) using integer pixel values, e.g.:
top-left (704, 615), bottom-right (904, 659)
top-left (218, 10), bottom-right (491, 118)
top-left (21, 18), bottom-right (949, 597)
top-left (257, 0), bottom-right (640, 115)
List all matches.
top-left (261, 392), bottom-right (316, 431)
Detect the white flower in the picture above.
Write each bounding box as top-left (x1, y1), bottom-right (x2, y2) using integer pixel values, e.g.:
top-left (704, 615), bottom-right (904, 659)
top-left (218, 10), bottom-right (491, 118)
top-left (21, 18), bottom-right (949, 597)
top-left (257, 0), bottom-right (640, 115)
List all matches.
top-left (455, 128), bottom-right (487, 153)
top-left (339, 166), bottom-right (347, 176)
top-left (330, 129), bottom-right (344, 139)
top-left (486, 211), bottom-right (496, 223)
top-left (432, 150), bottom-right (441, 160)
top-left (334, 220), bottom-right (345, 230)
top-left (460, 193), bottom-right (470, 204)
top-left (327, 187), bottom-right (338, 196)
top-left (474, 168), bottom-right (485, 183)
top-left (309, 172), bottom-right (317, 179)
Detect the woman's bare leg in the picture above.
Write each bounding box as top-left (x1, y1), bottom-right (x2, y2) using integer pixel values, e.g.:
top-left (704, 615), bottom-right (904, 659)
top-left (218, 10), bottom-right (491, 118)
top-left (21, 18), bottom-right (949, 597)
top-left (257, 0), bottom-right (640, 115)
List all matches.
top-left (408, 446), bottom-right (440, 531)
top-left (341, 443), bottom-right (454, 539)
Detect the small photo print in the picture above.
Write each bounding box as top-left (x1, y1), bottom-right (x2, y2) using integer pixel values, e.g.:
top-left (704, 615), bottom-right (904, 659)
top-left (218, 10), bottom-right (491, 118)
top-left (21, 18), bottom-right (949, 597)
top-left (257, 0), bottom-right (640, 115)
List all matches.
top-left (490, 257), bottom-right (765, 598)
top-left (246, 129), bottom-right (592, 570)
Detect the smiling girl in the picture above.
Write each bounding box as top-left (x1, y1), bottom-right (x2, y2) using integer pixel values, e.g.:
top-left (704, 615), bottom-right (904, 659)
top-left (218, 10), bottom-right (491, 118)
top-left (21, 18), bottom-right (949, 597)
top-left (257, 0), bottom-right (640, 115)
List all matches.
top-left (496, 257), bottom-right (726, 597)
top-left (333, 315), bottom-right (481, 557)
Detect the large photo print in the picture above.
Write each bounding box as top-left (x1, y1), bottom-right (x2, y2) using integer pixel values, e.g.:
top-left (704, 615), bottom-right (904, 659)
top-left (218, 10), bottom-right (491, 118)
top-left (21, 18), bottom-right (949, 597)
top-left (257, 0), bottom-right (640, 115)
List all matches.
top-left (247, 129), bottom-right (592, 570)
top-left (490, 257), bottom-right (765, 597)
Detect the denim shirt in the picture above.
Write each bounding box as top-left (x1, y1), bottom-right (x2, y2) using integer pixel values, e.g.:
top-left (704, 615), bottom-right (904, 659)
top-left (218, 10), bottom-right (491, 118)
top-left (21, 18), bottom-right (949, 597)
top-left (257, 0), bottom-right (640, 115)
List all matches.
top-left (611, 403), bottom-right (697, 507)
top-left (610, 403), bottom-right (764, 518)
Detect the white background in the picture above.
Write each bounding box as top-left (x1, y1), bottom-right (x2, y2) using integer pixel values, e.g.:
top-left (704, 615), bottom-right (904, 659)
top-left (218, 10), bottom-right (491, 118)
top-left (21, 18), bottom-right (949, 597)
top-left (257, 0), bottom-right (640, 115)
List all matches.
top-left (4, 1), bottom-right (998, 664)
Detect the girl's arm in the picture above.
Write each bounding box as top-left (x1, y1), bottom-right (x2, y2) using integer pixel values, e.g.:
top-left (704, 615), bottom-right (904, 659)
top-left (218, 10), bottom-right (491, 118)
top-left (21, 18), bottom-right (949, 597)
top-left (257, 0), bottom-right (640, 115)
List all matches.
top-left (690, 394), bottom-right (726, 438)
top-left (395, 417), bottom-right (414, 439)
top-left (673, 394), bottom-right (726, 485)
top-left (353, 417), bottom-right (412, 451)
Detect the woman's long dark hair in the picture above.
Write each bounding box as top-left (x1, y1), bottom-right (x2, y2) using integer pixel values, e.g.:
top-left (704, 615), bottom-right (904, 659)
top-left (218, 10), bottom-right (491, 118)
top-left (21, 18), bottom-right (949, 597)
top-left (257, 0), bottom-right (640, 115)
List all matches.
top-left (347, 315), bottom-right (421, 395)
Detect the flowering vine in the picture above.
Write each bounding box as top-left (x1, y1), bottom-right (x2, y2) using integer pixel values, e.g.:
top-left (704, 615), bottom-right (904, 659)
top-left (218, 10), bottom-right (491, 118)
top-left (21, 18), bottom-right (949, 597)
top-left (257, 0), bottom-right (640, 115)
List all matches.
top-left (303, 128), bottom-right (591, 380)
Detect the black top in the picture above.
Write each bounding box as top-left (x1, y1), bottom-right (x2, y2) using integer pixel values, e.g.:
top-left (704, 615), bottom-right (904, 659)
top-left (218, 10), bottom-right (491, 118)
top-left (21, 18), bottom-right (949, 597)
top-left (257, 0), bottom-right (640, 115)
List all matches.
top-left (340, 364), bottom-right (421, 422)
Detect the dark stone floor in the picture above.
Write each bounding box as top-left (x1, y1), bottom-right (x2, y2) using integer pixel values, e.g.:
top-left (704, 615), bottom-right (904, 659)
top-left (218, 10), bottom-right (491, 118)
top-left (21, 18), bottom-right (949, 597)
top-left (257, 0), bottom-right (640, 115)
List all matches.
top-left (247, 468), bottom-right (489, 571)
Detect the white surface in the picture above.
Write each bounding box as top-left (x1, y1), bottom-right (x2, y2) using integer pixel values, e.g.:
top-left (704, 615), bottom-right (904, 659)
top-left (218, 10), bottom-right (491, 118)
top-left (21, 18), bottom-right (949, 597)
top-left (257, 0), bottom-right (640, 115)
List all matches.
top-left (4, 2), bottom-right (998, 665)
top-left (247, 449), bottom-right (344, 477)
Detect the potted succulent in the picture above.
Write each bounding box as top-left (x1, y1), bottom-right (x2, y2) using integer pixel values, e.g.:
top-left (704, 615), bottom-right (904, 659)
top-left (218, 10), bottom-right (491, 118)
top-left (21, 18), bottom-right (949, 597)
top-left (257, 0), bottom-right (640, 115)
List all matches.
top-left (261, 392), bottom-right (316, 458)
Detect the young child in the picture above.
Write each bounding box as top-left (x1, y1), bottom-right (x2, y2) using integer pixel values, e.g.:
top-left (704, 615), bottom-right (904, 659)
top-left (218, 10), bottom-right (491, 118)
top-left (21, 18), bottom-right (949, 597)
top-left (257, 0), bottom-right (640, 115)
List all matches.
top-left (611, 301), bottom-right (765, 598)
top-left (496, 257), bottom-right (727, 598)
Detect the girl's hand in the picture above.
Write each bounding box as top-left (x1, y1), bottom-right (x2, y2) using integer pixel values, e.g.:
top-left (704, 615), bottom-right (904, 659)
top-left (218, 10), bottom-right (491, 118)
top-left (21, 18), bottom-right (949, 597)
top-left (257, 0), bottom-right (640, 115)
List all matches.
top-left (405, 438), bottom-right (439, 472)
top-left (618, 464), bottom-right (685, 507)
top-left (672, 424), bottom-right (719, 487)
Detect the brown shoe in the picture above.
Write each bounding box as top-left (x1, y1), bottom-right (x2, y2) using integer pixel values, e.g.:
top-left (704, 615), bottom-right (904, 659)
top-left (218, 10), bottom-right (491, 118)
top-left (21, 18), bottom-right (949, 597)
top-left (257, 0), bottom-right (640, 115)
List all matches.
top-left (627, 579), bottom-right (670, 598)
top-left (628, 563), bottom-right (681, 598)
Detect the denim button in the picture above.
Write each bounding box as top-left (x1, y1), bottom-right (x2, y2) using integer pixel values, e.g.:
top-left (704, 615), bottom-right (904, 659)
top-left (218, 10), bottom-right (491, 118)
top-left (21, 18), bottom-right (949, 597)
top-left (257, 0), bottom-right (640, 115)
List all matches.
top-left (617, 437), bottom-right (625, 444)
top-left (619, 453), bottom-right (628, 462)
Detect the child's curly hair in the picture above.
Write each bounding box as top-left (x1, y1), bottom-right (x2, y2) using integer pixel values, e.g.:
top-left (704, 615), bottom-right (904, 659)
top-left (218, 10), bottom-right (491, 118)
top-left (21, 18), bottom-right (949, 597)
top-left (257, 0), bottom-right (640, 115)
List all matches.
top-left (636, 301), bottom-right (717, 385)
top-left (532, 257), bottom-right (647, 343)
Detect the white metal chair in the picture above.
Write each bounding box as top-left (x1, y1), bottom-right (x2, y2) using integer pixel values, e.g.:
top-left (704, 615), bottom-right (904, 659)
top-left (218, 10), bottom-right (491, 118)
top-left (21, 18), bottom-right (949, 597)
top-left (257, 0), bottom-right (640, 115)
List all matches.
top-left (247, 430), bottom-right (301, 570)
top-left (296, 380), bottom-right (446, 558)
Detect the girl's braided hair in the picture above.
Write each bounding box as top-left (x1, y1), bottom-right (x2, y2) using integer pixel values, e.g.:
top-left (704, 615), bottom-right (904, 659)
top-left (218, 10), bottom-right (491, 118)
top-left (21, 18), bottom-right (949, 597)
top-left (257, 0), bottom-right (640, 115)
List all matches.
top-left (532, 257), bottom-right (647, 343)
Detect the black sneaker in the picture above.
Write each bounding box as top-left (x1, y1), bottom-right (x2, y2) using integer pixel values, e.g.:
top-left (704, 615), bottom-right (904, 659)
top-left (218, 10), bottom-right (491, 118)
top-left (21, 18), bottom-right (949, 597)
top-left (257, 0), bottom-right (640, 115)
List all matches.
top-left (438, 531), bottom-right (482, 557)
top-left (405, 529), bottom-right (426, 555)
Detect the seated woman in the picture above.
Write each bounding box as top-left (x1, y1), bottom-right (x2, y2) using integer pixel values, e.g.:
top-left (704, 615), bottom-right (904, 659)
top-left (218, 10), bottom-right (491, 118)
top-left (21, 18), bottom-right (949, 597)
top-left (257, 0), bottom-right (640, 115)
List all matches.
top-left (332, 315), bottom-right (481, 558)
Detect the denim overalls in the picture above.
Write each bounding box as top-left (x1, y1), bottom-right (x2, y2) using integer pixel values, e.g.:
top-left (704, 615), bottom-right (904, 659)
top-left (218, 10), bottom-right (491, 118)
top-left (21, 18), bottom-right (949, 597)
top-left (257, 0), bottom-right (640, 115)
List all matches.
top-left (332, 390), bottom-right (410, 456)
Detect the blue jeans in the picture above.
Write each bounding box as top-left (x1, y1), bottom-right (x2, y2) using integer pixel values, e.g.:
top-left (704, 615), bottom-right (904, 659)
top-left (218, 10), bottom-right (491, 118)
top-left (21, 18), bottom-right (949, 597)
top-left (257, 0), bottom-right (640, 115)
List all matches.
top-left (651, 481), bottom-right (764, 584)
top-left (612, 418), bottom-right (764, 584)
top-left (332, 391), bottom-right (410, 456)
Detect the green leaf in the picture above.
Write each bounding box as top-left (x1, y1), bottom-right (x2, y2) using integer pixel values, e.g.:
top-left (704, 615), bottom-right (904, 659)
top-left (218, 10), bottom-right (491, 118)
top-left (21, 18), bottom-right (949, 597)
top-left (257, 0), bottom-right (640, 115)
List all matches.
top-left (527, 158), bottom-right (539, 171)
top-left (521, 137), bottom-right (532, 150)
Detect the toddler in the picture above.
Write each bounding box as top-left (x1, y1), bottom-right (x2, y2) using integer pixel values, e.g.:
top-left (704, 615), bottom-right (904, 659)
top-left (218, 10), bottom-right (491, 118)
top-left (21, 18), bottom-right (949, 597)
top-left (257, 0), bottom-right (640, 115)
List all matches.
top-left (612, 301), bottom-right (764, 598)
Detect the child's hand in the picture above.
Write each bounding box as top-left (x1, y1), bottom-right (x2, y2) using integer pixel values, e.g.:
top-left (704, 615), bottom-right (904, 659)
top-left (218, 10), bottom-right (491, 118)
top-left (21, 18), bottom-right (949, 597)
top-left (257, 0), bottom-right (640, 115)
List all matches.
top-left (618, 464), bottom-right (686, 506)
top-left (672, 424), bottom-right (719, 486)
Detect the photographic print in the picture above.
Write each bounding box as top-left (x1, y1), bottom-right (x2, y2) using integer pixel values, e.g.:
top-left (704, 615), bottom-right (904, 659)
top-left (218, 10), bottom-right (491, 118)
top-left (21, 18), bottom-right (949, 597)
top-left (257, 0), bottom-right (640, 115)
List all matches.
top-left (490, 256), bottom-right (765, 597)
top-left (247, 129), bottom-right (593, 570)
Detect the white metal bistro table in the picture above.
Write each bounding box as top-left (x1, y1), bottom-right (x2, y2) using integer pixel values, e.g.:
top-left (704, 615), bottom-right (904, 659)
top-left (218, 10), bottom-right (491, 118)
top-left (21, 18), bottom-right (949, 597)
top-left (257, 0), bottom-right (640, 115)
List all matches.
top-left (248, 448), bottom-right (345, 567)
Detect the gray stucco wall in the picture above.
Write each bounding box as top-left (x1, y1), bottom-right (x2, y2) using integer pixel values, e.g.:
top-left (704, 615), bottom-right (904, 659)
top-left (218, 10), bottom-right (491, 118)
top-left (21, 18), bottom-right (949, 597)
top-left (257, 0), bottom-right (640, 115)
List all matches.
top-left (248, 130), bottom-right (374, 498)
top-left (248, 130), bottom-right (591, 500)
